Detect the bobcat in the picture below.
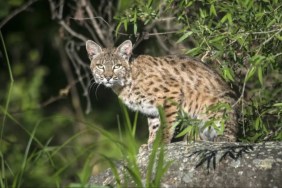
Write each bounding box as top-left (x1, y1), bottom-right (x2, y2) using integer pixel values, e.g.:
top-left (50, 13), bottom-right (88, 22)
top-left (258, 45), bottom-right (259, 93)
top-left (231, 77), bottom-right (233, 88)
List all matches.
top-left (86, 40), bottom-right (238, 145)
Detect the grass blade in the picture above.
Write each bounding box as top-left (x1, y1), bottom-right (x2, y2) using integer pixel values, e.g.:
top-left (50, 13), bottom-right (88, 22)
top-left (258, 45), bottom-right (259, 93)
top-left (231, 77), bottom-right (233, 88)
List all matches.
top-left (100, 155), bottom-right (121, 187)
top-left (124, 166), bottom-right (143, 187)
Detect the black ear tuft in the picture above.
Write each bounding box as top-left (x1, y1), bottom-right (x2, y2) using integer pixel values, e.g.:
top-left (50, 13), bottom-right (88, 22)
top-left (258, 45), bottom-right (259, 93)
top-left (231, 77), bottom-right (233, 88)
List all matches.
top-left (86, 40), bottom-right (102, 60)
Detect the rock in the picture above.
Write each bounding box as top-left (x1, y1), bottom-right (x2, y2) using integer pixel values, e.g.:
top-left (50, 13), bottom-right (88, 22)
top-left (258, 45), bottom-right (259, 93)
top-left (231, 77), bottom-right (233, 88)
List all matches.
top-left (89, 141), bottom-right (282, 187)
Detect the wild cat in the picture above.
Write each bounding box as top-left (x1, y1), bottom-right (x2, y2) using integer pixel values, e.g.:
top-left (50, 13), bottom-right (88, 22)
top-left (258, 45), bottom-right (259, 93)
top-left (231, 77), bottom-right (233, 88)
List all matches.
top-left (86, 40), bottom-right (238, 145)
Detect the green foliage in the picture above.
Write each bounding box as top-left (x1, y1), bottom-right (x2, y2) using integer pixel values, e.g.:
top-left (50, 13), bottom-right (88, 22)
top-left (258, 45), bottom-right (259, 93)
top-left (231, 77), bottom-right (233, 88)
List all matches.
top-left (145, 107), bottom-right (173, 187)
top-left (115, 0), bottom-right (282, 142)
top-left (1, 29), bottom-right (101, 187)
top-left (175, 102), bottom-right (232, 141)
top-left (0, 0), bottom-right (25, 19)
top-left (97, 104), bottom-right (172, 187)
top-left (115, 0), bottom-right (159, 35)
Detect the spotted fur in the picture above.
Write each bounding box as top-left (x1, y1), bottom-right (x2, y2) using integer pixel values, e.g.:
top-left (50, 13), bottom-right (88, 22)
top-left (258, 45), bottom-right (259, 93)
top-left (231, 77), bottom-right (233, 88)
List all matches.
top-left (86, 40), bottom-right (238, 144)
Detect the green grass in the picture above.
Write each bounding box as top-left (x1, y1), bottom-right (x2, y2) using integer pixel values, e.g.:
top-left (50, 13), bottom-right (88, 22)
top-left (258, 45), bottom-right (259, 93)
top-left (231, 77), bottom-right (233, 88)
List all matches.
top-left (92, 102), bottom-right (173, 187)
top-left (1, 29), bottom-right (14, 188)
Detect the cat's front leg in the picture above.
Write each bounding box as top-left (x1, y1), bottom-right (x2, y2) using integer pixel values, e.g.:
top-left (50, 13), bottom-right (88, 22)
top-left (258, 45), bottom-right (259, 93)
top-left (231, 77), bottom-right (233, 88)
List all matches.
top-left (163, 102), bottom-right (178, 144)
top-left (147, 102), bottom-right (178, 146)
top-left (147, 117), bottom-right (161, 147)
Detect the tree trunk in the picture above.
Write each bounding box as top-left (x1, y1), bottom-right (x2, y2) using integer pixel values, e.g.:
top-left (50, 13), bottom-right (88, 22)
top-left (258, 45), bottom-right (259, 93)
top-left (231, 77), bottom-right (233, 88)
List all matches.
top-left (89, 141), bottom-right (282, 187)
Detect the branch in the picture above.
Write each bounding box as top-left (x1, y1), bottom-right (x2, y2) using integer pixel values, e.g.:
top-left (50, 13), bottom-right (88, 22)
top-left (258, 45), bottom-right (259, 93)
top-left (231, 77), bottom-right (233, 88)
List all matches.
top-left (153, 28), bottom-right (170, 52)
top-left (81, 0), bottom-right (107, 45)
top-left (0, 0), bottom-right (39, 29)
top-left (59, 20), bottom-right (88, 41)
top-left (65, 41), bottom-right (92, 114)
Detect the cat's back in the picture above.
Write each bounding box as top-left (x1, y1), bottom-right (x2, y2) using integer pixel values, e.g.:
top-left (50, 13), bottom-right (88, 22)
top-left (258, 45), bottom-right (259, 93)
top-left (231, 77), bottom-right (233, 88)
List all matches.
top-left (132, 55), bottom-right (230, 93)
top-left (133, 55), bottom-right (218, 76)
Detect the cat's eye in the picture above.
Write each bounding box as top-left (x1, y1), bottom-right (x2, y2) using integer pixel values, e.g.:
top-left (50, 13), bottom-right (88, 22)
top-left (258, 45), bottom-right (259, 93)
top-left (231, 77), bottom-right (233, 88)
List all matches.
top-left (113, 64), bottom-right (122, 69)
top-left (96, 64), bottom-right (104, 69)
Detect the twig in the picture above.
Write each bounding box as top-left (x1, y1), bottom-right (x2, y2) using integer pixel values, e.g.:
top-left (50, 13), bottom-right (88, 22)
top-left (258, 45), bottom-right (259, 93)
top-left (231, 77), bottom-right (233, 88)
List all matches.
top-left (0, 0), bottom-right (39, 29)
top-left (274, 52), bottom-right (282, 57)
top-left (232, 66), bottom-right (251, 137)
top-left (59, 20), bottom-right (88, 41)
top-left (55, 36), bottom-right (87, 128)
top-left (81, 0), bottom-right (106, 45)
top-left (48, 0), bottom-right (56, 19)
top-left (132, 32), bottom-right (145, 50)
top-left (263, 126), bottom-right (282, 141)
top-left (70, 16), bottom-right (112, 31)
top-left (58, 0), bottom-right (64, 19)
top-left (71, 16), bottom-right (180, 37)
top-left (41, 75), bottom-right (88, 108)
top-left (65, 41), bottom-right (92, 114)
top-left (261, 28), bottom-right (282, 46)
top-left (153, 28), bottom-right (170, 52)
top-left (84, 21), bottom-right (100, 42)
top-left (232, 80), bottom-right (246, 108)
top-left (201, 50), bottom-right (211, 62)
top-left (40, 94), bottom-right (65, 108)
top-left (147, 30), bottom-right (179, 36)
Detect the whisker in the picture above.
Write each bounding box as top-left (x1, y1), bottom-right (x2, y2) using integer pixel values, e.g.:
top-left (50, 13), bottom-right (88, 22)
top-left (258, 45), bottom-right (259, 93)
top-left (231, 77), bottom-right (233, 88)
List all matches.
top-left (88, 78), bottom-right (96, 93)
top-left (87, 77), bottom-right (103, 101)
top-left (95, 83), bottom-right (102, 100)
top-left (90, 83), bottom-right (97, 94)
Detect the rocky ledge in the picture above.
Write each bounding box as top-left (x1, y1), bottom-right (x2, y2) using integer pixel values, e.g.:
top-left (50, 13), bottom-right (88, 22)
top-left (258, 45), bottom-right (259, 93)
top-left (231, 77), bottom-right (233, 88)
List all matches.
top-left (89, 141), bottom-right (282, 187)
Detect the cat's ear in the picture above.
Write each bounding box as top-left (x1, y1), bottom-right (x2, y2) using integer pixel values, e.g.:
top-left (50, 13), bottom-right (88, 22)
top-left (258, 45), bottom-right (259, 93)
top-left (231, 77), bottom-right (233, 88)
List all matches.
top-left (86, 40), bottom-right (102, 60)
top-left (116, 40), bottom-right (132, 61)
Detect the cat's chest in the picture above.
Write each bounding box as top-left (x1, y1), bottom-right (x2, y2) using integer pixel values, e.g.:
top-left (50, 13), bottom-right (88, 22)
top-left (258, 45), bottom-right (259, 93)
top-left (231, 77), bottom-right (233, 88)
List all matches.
top-left (119, 92), bottom-right (159, 117)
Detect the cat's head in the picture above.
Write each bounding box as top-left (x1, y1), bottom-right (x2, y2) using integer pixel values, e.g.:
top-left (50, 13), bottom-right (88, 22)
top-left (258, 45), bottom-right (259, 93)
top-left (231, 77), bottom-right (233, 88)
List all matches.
top-left (86, 40), bottom-right (132, 88)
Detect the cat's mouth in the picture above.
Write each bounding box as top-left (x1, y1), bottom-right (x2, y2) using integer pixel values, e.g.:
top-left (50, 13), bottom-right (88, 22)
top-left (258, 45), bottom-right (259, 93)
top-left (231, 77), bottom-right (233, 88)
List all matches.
top-left (103, 79), bottom-right (117, 87)
top-left (104, 82), bottom-right (113, 87)
top-left (101, 78), bottom-right (124, 88)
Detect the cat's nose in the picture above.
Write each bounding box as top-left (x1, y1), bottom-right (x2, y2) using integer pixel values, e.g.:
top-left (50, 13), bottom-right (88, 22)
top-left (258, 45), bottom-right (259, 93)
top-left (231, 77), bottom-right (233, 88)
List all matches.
top-left (105, 76), bottom-right (111, 81)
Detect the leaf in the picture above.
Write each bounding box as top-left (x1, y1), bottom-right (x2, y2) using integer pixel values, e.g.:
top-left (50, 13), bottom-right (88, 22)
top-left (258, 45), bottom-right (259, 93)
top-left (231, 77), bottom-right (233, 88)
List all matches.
top-left (220, 13), bottom-right (232, 25)
top-left (115, 22), bottom-right (123, 36)
top-left (146, 0), bottom-right (153, 7)
top-left (153, 146), bottom-right (165, 187)
top-left (257, 66), bottom-right (263, 86)
top-left (209, 36), bottom-right (225, 43)
top-left (250, 55), bottom-right (265, 65)
top-left (199, 8), bottom-right (207, 18)
top-left (210, 4), bottom-right (217, 16)
top-left (101, 155), bottom-right (121, 185)
top-left (245, 66), bottom-right (256, 82)
top-left (119, 100), bottom-right (132, 132)
top-left (123, 20), bottom-right (128, 31)
top-left (176, 31), bottom-right (193, 43)
top-left (267, 19), bottom-right (276, 28)
top-left (255, 117), bottom-right (261, 130)
top-left (154, 160), bottom-right (173, 186)
top-left (186, 47), bottom-right (202, 56)
top-left (255, 12), bottom-right (265, 21)
top-left (117, 0), bottom-right (132, 12)
top-left (134, 23), bottom-right (137, 35)
top-left (273, 103), bottom-right (282, 107)
top-left (226, 13), bottom-right (233, 24)
top-left (233, 34), bottom-right (245, 47)
top-left (133, 9), bottom-right (137, 22)
top-left (275, 34), bottom-right (282, 41)
top-left (146, 107), bottom-right (168, 186)
top-left (224, 67), bottom-right (235, 82)
top-left (176, 126), bottom-right (192, 138)
top-left (125, 166), bottom-right (143, 187)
